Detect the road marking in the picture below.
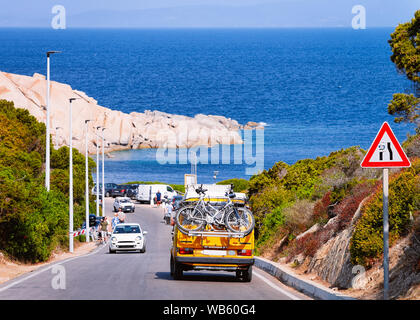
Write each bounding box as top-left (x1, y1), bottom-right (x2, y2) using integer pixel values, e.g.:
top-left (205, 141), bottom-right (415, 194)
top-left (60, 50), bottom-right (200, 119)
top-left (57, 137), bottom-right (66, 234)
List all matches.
top-left (253, 270), bottom-right (301, 300)
top-left (0, 244), bottom-right (106, 293)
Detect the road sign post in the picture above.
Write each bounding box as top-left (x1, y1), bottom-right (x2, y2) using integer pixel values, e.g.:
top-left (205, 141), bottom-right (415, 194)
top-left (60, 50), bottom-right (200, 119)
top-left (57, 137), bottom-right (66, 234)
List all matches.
top-left (382, 168), bottom-right (389, 300)
top-left (360, 122), bottom-right (410, 300)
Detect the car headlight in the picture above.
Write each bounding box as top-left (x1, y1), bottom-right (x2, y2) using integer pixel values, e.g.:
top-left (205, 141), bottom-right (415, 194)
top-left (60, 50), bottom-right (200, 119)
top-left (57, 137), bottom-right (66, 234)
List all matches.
top-left (111, 237), bottom-right (117, 242)
top-left (135, 236), bottom-right (142, 241)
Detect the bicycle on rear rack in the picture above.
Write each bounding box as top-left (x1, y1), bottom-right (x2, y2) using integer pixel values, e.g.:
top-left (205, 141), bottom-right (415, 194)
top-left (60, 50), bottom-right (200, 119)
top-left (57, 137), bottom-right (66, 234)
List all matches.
top-left (175, 184), bottom-right (255, 236)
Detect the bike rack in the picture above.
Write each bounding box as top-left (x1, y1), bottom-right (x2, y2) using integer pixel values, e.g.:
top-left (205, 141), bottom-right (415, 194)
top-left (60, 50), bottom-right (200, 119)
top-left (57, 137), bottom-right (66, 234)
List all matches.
top-left (187, 230), bottom-right (245, 238)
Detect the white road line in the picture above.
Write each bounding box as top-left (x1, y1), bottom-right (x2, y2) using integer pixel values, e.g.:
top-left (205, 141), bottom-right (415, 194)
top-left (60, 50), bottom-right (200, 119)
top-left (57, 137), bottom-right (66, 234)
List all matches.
top-left (253, 270), bottom-right (301, 300)
top-left (0, 244), bottom-right (106, 293)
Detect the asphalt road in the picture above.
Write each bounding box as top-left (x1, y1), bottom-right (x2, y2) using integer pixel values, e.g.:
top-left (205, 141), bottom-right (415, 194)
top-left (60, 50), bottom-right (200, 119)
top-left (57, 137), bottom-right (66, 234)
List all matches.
top-left (0, 198), bottom-right (310, 300)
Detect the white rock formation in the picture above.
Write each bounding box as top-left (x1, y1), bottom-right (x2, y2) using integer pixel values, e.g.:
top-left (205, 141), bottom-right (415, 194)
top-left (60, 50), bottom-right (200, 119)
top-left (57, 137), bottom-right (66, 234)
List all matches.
top-left (0, 71), bottom-right (243, 154)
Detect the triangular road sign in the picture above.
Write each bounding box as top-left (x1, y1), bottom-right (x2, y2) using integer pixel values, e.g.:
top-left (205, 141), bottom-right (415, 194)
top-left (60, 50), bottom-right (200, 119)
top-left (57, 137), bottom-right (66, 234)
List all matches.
top-left (361, 122), bottom-right (411, 168)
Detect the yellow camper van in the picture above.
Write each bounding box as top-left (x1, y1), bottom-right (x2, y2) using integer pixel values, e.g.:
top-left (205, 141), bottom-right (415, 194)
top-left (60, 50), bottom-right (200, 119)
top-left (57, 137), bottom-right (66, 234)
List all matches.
top-left (170, 184), bottom-right (254, 282)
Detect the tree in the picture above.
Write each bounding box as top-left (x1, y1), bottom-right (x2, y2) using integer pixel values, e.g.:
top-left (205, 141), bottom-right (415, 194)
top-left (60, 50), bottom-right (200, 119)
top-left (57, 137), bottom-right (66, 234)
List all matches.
top-left (388, 10), bottom-right (420, 127)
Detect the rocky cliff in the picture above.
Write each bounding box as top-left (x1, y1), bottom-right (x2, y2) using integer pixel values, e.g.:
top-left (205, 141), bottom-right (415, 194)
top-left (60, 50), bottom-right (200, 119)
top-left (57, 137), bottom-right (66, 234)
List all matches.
top-left (0, 71), bottom-right (244, 154)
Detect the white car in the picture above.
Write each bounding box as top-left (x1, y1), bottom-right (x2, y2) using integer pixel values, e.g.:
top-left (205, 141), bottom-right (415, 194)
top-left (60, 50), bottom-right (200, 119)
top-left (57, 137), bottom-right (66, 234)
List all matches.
top-left (109, 223), bottom-right (147, 253)
top-left (113, 197), bottom-right (135, 213)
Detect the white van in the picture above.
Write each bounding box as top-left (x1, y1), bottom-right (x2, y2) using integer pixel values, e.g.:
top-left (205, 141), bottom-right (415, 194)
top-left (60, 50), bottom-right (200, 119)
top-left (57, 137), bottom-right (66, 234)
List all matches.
top-left (136, 184), bottom-right (177, 203)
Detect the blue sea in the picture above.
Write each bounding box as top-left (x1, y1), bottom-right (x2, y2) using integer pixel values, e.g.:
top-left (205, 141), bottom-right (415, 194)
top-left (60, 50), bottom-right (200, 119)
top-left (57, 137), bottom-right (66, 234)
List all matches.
top-left (0, 28), bottom-right (415, 184)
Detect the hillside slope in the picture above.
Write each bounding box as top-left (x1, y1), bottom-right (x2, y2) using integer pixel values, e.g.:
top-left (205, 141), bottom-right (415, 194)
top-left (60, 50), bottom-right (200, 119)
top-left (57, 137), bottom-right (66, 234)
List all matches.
top-left (249, 133), bottom-right (419, 299)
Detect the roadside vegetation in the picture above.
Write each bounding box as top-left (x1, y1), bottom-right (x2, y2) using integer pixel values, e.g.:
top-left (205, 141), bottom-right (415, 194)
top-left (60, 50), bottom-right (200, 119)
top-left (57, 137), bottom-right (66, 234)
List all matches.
top-left (217, 178), bottom-right (249, 192)
top-left (0, 100), bottom-right (96, 263)
top-left (249, 137), bottom-right (419, 265)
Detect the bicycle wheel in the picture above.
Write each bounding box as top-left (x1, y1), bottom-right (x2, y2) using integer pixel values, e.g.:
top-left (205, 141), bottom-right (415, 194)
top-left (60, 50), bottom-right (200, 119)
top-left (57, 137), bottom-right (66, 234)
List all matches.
top-left (175, 205), bottom-right (205, 235)
top-left (224, 207), bottom-right (255, 236)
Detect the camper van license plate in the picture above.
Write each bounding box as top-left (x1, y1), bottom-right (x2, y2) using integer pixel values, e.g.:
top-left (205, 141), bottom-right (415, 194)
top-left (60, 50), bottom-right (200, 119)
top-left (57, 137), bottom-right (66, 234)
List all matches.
top-left (202, 250), bottom-right (227, 256)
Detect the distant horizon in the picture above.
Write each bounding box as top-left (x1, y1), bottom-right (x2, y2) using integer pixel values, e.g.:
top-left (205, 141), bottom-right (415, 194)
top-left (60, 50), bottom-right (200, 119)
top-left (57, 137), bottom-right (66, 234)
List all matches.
top-left (0, 26), bottom-right (398, 30)
top-left (0, 0), bottom-right (417, 29)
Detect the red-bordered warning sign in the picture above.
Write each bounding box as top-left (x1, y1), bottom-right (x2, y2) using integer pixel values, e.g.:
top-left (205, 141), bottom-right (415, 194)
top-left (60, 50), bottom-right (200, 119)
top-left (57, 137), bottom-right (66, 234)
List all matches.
top-left (360, 122), bottom-right (411, 168)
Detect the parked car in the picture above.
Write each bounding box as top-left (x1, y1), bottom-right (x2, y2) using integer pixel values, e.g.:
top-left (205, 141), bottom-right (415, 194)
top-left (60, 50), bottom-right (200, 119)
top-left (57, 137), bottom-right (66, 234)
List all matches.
top-left (109, 223), bottom-right (147, 253)
top-left (110, 184), bottom-right (130, 198)
top-left (136, 184), bottom-right (177, 203)
top-left (113, 197), bottom-right (135, 213)
top-left (126, 184), bottom-right (139, 199)
top-left (92, 183), bottom-right (118, 197)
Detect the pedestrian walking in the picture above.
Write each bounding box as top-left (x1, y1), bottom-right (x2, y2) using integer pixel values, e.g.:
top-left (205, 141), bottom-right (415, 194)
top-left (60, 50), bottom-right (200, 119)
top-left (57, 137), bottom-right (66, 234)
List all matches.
top-left (100, 217), bottom-right (109, 244)
top-left (118, 207), bottom-right (126, 223)
top-left (156, 190), bottom-right (162, 207)
top-left (112, 212), bottom-right (120, 231)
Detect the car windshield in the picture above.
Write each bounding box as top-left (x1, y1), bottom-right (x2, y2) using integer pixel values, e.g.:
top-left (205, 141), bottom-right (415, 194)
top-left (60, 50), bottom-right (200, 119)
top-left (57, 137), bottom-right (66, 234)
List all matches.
top-left (120, 199), bottom-right (130, 203)
top-left (114, 225), bottom-right (140, 234)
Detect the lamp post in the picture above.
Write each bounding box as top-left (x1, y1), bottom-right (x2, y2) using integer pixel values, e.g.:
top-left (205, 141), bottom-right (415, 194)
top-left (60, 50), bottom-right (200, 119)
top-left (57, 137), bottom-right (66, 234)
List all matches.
top-left (85, 120), bottom-right (91, 242)
top-left (45, 50), bottom-right (61, 192)
top-left (100, 128), bottom-right (106, 217)
top-left (96, 126), bottom-right (102, 217)
top-left (68, 97), bottom-right (79, 253)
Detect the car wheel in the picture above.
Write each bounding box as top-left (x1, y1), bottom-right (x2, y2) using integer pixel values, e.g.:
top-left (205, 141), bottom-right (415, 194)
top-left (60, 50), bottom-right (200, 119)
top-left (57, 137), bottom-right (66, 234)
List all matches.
top-left (140, 246), bottom-right (146, 253)
top-left (132, 208), bottom-right (135, 213)
top-left (171, 257), bottom-right (183, 280)
top-left (109, 248), bottom-right (116, 254)
top-left (106, 192), bottom-right (110, 197)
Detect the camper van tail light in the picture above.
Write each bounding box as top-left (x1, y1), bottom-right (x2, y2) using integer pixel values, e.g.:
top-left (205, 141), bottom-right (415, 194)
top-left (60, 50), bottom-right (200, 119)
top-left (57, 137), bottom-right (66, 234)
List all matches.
top-left (237, 249), bottom-right (252, 256)
top-left (179, 247), bottom-right (194, 255)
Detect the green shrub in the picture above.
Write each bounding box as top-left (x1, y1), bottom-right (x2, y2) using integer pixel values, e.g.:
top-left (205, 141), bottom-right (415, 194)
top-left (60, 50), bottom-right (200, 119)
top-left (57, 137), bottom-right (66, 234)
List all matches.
top-left (350, 158), bottom-right (420, 267)
top-left (256, 205), bottom-right (288, 248)
top-left (217, 178), bottom-right (249, 192)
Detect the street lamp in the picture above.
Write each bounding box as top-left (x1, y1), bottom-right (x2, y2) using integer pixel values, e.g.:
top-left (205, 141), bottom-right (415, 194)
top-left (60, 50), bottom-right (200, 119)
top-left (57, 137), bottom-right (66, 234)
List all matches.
top-left (69, 97), bottom-right (79, 253)
top-left (95, 126), bottom-right (102, 217)
top-left (45, 50), bottom-right (61, 192)
top-left (85, 120), bottom-right (91, 242)
top-left (100, 128), bottom-right (106, 217)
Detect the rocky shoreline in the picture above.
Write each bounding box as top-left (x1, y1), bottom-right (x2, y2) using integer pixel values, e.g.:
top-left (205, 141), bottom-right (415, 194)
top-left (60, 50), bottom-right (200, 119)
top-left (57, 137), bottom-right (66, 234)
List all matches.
top-left (0, 71), bottom-right (261, 155)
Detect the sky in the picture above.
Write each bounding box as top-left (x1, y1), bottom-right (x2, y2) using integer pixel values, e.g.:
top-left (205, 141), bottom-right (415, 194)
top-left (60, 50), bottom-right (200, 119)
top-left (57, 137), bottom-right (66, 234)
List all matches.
top-left (0, 0), bottom-right (419, 28)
